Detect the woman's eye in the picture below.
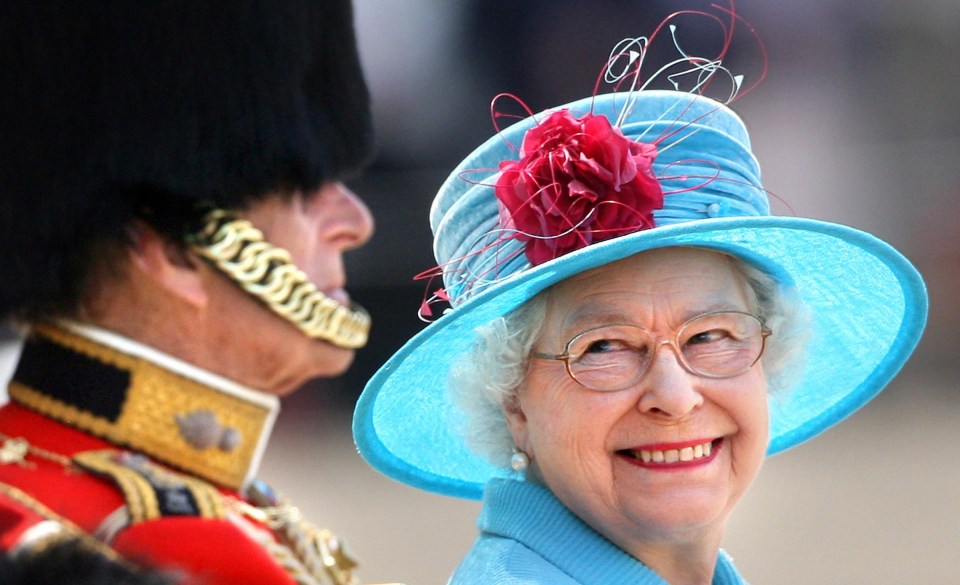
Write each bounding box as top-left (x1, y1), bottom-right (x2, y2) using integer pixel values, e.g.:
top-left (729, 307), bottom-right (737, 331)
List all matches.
top-left (686, 329), bottom-right (729, 345)
top-left (583, 338), bottom-right (627, 354)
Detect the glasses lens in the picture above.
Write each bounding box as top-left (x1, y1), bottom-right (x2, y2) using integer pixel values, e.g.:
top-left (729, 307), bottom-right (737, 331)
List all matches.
top-left (567, 325), bottom-right (653, 391)
top-left (678, 312), bottom-right (764, 377)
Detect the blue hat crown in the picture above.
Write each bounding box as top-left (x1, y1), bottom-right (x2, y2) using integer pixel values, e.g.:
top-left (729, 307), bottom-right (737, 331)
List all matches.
top-left (431, 91), bottom-right (767, 307)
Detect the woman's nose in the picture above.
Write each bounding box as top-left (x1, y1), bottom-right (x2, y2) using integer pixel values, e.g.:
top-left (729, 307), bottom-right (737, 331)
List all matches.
top-left (636, 344), bottom-right (704, 418)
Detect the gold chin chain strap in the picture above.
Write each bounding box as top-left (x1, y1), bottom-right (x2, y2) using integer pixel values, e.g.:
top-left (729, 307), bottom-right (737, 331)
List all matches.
top-left (188, 208), bottom-right (370, 349)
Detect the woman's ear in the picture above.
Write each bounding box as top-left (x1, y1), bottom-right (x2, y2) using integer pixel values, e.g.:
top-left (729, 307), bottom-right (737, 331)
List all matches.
top-left (126, 222), bottom-right (208, 309)
top-left (502, 391), bottom-right (530, 452)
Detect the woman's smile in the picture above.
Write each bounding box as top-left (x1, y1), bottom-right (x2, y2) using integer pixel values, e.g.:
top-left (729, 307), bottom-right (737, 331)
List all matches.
top-left (617, 438), bottom-right (723, 470)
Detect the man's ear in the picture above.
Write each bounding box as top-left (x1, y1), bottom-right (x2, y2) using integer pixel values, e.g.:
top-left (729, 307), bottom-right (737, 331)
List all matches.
top-left (126, 222), bottom-right (208, 309)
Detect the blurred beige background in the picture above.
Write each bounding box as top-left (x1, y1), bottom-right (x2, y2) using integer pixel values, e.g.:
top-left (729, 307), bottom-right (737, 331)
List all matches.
top-left (3, 1), bottom-right (958, 583)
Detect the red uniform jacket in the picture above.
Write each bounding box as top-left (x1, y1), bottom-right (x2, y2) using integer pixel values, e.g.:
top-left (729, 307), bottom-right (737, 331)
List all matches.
top-left (0, 323), bottom-right (360, 585)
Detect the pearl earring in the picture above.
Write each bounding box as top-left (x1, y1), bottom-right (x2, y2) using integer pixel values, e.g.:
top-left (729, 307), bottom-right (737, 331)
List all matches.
top-left (510, 448), bottom-right (529, 472)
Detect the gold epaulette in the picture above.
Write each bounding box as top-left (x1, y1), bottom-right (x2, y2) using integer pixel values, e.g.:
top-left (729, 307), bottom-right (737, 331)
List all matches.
top-left (72, 450), bottom-right (225, 524)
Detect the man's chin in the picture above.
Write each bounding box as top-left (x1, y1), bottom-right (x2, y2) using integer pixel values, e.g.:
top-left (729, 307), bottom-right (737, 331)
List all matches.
top-left (321, 347), bottom-right (357, 378)
top-left (304, 343), bottom-right (357, 385)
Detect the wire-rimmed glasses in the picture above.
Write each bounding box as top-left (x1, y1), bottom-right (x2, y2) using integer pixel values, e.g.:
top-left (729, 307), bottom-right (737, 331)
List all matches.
top-left (531, 311), bottom-right (772, 391)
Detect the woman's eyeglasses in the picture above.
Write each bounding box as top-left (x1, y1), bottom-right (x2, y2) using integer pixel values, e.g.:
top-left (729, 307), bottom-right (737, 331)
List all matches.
top-left (531, 311), bottom-right (772, 391)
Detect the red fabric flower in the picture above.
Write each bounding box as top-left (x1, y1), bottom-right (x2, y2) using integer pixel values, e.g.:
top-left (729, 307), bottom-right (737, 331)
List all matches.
top-left (495, 109), bottom-right (663, 265)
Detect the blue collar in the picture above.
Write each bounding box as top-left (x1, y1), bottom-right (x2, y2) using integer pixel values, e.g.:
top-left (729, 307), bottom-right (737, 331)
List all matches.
top-left (479, 478), bottom-right (746, 585)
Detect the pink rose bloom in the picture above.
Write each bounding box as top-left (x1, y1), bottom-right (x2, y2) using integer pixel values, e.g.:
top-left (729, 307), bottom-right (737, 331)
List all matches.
top-left (495, 109), bottom-right (663, 265)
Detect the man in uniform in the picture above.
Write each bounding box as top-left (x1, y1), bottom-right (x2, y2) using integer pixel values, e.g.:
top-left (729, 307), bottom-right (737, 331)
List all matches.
top-left (0, 2), bottom-right (382, 584)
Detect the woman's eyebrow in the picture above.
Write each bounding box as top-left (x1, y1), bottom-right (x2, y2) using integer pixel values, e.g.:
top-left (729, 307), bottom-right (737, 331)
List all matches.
top-left (563, 300), bottom-right (749, 330)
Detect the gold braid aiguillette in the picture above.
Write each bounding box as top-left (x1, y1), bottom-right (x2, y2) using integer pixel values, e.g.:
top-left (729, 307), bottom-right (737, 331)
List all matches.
top-left (189, 209), bottom-right (370, 349)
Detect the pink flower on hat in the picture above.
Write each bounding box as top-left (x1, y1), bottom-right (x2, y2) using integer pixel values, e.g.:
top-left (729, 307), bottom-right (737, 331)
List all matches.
top-left (495, 109), bottom-right (663, 265)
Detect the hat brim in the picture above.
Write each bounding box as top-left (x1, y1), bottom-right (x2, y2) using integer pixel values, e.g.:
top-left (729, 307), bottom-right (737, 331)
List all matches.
top-left (353, 216), bottom-right (928, 500)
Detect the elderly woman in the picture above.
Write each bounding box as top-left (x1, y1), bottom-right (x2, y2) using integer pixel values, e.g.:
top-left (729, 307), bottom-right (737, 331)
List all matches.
top-left (353, 36), bottom-right (928, 585)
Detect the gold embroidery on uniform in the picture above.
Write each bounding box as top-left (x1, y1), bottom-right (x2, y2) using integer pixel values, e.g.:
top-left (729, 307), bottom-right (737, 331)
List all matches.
top-left (0, 437), bottom-right (31, 467)
top-left (9, 324), bottom-right (274, 490)
top-left (72, 451), bottom-right (160, 522)
top-left (226, 496), bottom-right (360, 585)
top-left (72, 450), bottom-right (226, 523)
top-left (178, 469), bottom-right (226, 519)
top-left (0, 432), bottom-right (75, 470)
top-left (0, 481), bottom-right (126, 563)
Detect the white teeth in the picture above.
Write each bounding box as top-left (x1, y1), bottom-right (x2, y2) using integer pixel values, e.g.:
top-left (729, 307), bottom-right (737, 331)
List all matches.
top-left (635, 440), bottom-right (714, 464)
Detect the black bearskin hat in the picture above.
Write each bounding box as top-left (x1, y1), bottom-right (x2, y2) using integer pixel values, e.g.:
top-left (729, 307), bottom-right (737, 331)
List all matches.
top-left (0, 1), bottom-right (373, 321)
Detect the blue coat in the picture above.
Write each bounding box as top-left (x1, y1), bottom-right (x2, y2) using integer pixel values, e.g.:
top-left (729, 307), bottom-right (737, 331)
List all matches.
top-left (448, 478), bottom-right (747, 584)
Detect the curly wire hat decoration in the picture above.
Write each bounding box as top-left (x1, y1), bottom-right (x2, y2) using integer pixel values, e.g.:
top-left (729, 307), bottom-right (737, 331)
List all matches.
top-left (353, 3), bottom-right (928, 500)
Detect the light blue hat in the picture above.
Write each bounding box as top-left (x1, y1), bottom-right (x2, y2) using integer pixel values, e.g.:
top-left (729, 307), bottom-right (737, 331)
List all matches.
top-left (353, 90), bottom-right (928, 500)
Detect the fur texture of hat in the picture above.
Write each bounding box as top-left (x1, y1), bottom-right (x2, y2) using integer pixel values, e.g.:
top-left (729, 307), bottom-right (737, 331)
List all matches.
top-left (0, 0), bottom-right (373, 321)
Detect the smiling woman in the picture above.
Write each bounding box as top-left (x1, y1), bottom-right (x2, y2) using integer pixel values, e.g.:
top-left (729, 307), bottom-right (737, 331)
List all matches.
top-left (455, 249), bottom-right (810, 474)
top-left (352, 5), bottom-right (928, 584)
top-left (501, 249), bottom-right (772, 575)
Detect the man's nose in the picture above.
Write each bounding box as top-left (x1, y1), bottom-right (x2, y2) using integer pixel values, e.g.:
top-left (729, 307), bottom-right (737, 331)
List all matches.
top-left (328, 181), bottom-right (374, 250)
